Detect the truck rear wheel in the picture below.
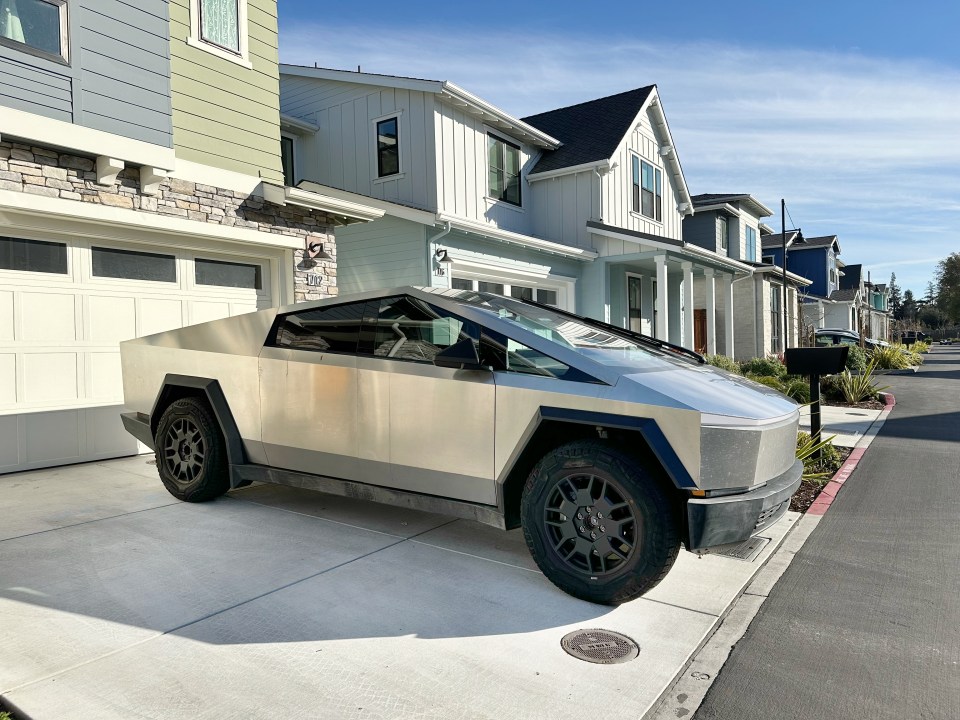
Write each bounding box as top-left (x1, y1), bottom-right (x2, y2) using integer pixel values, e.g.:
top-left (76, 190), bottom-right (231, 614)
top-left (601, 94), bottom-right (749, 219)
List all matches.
top-left (521, 440), bottom-right (679, 604)
top-left (154, 397), bottom-right (230, 502)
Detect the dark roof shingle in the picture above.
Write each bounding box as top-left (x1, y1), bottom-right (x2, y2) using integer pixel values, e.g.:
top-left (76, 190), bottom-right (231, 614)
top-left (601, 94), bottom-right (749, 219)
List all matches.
top-left (830, 288), bottom-right (859, 301)
top-left (521, 86), bottom-right (655, 174)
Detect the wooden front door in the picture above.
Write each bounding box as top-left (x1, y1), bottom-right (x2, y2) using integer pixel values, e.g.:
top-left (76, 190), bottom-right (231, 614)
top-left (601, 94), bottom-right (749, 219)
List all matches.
top-left (694, 309), bottom-right (707, 353)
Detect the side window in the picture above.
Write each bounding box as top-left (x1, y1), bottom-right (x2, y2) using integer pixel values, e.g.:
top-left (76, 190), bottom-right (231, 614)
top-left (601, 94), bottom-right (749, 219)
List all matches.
top-left (372, 296), bottom-right (476, 363)
top-left (479, 330), bottom-right (587, 381)
top-left (0, 0), bottom-right (68, 64)
top-left (271, 301), bottom-right (367, 353)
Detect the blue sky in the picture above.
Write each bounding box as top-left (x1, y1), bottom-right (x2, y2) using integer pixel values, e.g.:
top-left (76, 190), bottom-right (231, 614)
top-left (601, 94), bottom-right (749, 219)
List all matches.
top-left (277, 1), bottom-right (960, 295)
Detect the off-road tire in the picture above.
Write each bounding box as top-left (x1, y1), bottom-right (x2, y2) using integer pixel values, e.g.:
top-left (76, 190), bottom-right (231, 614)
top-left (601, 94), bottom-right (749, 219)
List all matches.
top-left (154, 397), bottom-right (230, 502)
top-left (521, 440), bottom-right (680, 604)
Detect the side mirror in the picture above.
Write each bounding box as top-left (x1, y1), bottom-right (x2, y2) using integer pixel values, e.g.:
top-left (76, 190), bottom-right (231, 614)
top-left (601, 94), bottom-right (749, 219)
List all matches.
top-left (433, 338), bottom-right (486, 371)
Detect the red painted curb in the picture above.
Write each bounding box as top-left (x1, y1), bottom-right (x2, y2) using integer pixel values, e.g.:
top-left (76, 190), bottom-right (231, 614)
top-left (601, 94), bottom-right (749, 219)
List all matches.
top-left (805, 395), bottom-right (895, 516)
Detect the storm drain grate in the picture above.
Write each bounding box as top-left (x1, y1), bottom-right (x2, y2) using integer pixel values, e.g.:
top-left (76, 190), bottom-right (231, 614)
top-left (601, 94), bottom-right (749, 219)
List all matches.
top-left (709, 536), bottom-right (770, 562)
top-left (560, 629), bottom-right (639, 664)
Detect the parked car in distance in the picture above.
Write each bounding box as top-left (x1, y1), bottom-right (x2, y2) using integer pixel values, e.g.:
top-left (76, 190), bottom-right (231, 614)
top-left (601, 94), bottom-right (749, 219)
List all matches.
top-left (119, 287), bottom-right (801, 604)
top-left (815, 328), bottom-right (888, 351)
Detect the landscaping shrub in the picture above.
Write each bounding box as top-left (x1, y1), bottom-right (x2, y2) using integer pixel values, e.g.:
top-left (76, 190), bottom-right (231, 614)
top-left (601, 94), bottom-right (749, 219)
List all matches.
top-left (740, 355), bottom-right (787, 378)
top-left (836, 356), bottom-right (889, 403)
top-left (705, 354), bottom-right (741, 374)
top-left (796, 431), bottom-right (843, 480)
top-left (912, 340), bottom-right (930, 353)
top-left (871, 345), bottom-right (912, 370)
top-left (783, 377), bottom-right (811, 403)
top-left (845, 344), bottom-right (868, 374)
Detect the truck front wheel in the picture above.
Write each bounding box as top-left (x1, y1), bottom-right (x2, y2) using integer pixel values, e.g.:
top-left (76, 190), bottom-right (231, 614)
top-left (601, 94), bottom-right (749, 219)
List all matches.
top-left (154, 397), bottom-right (230, 502)
top-left (521, 440), bottom-right (680, 604)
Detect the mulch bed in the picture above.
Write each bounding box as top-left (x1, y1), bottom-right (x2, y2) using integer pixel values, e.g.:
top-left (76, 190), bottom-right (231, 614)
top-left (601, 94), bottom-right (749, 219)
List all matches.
top-left (827, 399), bottom-right (885, 410)
top-left (790, 446), bottom-right (853, 514)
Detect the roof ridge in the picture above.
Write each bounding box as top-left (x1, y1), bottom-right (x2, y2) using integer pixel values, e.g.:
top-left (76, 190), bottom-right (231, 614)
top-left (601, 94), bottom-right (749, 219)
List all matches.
top-left (521, 85), bottom-right (657, 122)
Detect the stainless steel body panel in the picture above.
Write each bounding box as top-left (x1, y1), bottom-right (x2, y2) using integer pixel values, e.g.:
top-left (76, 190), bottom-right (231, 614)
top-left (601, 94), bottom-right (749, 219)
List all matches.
top-left (258, 347), bottom-right (360, 480)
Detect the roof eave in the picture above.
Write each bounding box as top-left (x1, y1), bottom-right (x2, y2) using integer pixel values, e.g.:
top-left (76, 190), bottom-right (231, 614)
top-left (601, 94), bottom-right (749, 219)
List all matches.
top-left (645, 92), bottom-right (693, 215)
top-left (441, 83), bottom-right (561, 149)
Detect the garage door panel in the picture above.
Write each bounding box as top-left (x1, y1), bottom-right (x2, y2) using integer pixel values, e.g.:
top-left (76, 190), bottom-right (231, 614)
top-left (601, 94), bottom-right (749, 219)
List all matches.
top-left (21, 293), bottom-right (76, 343)
top-left (0, 290), bottom-right (12, 341)
top-left (89, 352), bottom-right (122, 401)
top-left (86, 405), bottom-right (139, 456)
top-left (191, 301), bottom-right (231, 325)
top-left (140, 298), bottom-right (184, 337)
top-left (22, 353), bottom-right (78, 403)
top-left (0, 353), bottom-right (15, 405)
top-left (88, 296), bottom-right (137, 344)
top-left (0, 415), bottom-right (19, 470)
top-left (24, 410), bottom-right (81, 463)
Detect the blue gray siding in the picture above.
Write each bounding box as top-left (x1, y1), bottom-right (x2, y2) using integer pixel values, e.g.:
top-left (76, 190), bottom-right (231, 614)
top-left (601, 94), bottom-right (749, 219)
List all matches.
top-left (0, 0), bottom-right (172, 148)
top-left (335, 216), bottom-right (428, 295)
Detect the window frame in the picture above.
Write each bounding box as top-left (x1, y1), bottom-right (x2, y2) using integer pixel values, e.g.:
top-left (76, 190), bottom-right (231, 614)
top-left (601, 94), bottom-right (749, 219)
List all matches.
top-left (194, 256), bottom-right (263, 290)
top-left (0, 235), bottom-right (68, 275)
top-left (0, 0), bottom-right (69, 65)
top-left (368, 295), bottom-right (480, 366)
top-left (718, 216), bottom-right (728, 252)
top-left (450, 274), bottom-right (570, 311)
top-left (631, 154), bottom-right (662, 222)
top-left (745, 225), bottom-right (757, 263)
top-left (280, 133), bottom-right (296, 186)
top-left (188, 0), bottom-right (251, 69)
top-left (374, 115), bottom-right (401, 179)
top-left (487, 132), bottom-right (522, 207)
top-left (770, 282), bottom-right (782, 353)
top-left (268, 300), bottom-right (369, 355)
top-left (90, 245), bottom-right (177, 284)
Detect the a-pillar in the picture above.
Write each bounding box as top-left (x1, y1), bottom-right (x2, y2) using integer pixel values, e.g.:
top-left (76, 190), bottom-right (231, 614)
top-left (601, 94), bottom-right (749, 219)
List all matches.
top-left (682, 262), bottom-right (694, 349)
top-left (655, 254), bottom-right (669, 341)
top-left (721, 273), bottom-right (735, 357)
top-left (704, 268), bottom-right (716, 355)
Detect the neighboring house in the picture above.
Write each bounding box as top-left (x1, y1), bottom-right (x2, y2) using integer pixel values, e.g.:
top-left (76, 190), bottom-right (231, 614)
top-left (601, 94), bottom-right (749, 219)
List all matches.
top-left (0, 0), bottom-right (381, 474)
top-left (761, 232), bottom-right (858, 334)
top-left (279, 67), bottom-right (752, 355)
top-left (836, 263), bottom-right (890, 340)
top-left (686, 195), bottom-right (810, 359)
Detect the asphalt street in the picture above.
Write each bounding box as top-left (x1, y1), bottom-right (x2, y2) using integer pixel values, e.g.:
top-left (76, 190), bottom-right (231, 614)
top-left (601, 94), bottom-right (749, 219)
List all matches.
top-left (695, 346), bottom-right (960, 719)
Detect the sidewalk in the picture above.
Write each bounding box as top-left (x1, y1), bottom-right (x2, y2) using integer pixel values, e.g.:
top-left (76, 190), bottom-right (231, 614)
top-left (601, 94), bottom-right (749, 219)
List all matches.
top-left (0, 402), bottom-right (893, 720)
top-left (798, 402), bottom-right (883, 447)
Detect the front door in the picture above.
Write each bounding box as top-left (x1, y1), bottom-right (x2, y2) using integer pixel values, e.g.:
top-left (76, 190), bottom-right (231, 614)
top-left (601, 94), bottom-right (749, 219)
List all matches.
top-left (694, 309), bottom-right (707, 353)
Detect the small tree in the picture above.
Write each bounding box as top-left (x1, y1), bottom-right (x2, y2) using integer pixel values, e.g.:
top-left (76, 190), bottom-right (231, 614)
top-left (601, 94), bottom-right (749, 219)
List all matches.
top-left (888, 273), bottom-right (903, 320)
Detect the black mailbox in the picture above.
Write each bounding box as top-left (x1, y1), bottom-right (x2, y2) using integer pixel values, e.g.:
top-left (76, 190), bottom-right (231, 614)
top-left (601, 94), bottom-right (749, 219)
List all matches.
top-left (784, 346), bottom-right (849, 376)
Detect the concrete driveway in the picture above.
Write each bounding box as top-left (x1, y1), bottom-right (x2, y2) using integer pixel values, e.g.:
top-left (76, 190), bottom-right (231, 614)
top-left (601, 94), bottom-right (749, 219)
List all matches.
top-left (1, 455), bottom-right (796, 720)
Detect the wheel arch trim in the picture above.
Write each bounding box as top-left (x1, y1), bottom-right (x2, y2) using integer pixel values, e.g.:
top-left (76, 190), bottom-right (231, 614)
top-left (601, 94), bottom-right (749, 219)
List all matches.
top-left (150, 374), bottom-right (247, 487)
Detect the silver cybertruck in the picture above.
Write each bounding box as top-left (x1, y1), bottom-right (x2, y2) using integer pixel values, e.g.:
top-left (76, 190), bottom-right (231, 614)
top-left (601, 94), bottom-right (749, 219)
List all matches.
top-left (119, 287), bottom-right (801, 604)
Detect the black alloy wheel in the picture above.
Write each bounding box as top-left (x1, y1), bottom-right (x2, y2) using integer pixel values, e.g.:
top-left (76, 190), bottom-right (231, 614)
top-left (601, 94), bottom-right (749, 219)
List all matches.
top-left (154, 397), bottom-right (229, 502)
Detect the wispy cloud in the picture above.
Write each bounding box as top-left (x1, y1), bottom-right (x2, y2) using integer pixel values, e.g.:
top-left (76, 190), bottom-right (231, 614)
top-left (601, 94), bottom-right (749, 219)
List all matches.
top-left (280, 26), bottom-right (960, 292)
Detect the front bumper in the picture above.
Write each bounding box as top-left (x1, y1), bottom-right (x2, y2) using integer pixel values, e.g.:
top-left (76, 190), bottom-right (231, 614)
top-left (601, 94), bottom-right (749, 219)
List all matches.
top-left (121, 411), bottom-right (155, 450)
top-left (685, 459), bottom-right (802, 550)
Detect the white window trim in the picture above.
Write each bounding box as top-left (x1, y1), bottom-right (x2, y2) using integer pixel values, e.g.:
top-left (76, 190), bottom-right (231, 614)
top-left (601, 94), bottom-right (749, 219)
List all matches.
top-left (280, 132), bottom-right (297, 187)
top-left (188, 0), bottom-right (252, 69)
top-left (629, 152), bottom-right (663, 225)
top-left (450, 267), bottom-right (574, 312)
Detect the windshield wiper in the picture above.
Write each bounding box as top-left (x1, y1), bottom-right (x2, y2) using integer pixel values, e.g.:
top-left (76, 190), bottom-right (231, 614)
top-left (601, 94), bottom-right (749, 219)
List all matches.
top-left (523, 299), bottom-right (706, 364)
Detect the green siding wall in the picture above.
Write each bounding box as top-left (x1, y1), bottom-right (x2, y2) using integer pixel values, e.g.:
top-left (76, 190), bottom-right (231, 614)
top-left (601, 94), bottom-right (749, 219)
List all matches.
top-left (169, 0), bottom-right (283, 182)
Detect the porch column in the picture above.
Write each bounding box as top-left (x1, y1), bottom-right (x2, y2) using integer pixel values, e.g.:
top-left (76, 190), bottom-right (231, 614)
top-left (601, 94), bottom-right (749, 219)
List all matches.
top-left (682, 262), bottom-right (694, 349)
top-left (704, 268), bottom-right (717, 355)
top-left (721, 273), bottom-right (735, 357)
top-left (655, 254), bottom-right (669, 340)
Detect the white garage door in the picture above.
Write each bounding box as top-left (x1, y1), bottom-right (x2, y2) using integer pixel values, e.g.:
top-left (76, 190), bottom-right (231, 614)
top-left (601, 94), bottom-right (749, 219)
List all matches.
top-left (0, 233), bottom-right (279, 474)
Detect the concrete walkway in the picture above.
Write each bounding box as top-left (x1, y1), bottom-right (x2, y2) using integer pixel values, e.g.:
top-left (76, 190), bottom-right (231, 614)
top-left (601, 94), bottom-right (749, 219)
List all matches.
top-left (0, 400), bottom-right (891, 720)
top-left (798, 403), bottom-right (883, 447)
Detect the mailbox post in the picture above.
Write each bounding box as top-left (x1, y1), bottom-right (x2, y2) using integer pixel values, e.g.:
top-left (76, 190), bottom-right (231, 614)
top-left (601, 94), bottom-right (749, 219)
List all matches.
top-left (784, 347), bottom-right (849, 460)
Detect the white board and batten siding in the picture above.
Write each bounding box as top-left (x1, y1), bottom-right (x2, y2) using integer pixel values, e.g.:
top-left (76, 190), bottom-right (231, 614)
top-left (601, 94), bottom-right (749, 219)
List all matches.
top-left (528, 171), bottom-right (597, 250)
top-left (0, 235), bottom-right (279, 474)
top-left (279, 77), bottom-right (437, 210)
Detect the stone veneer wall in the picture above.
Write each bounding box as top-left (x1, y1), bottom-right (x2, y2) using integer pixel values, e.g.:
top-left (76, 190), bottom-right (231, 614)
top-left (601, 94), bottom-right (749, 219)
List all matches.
top-left (0, 139), bottom-right (335, 303)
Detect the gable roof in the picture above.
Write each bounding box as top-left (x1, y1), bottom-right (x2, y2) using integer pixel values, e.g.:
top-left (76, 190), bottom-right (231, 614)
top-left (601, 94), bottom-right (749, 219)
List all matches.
top-left (762, 232), bottom-right (841, 254)
top-left (691, 193), bottom-right (773, 219)
top-left (829, 288), bottom-right (859, 302)
top-left (520, 87), bottom-right (655, 174)
top-left (760, 231), bottom-right (801, 249)
top-left (280, 65), bottom-right (560, 149)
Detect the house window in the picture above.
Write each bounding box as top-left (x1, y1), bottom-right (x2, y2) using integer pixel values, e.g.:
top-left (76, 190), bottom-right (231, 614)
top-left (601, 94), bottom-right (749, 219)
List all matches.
top-left (770, 284), bottom-right (782, 353)
top-left (280, 136), bottom-right (295, 186)
top-left (0, 236), bottom-right (67, 274)
top-left (200, 0), bottom-right (240, 53)
top-left (0, 0), bottom-right (68, 63)
top-left (745, 226), bottom-right (757, 263)
top-left (488, 134), bottom-right (521, 206)
top-left (763, 255), bottom-right (775, 265)
top-left (377, 117), bottom-right (400, 177)
top-left (189, 0), bottom-right (249, 66)
top-left (92, 247), bottom-right (176, 283)
top-left (195, 258), bottom-right (262, 289)
top-left (453, 276), bottom-right (561, 308)
top-left (631, 155), bottom-right (662, 221)
top-left (719, 216), bottom-right (728, 252)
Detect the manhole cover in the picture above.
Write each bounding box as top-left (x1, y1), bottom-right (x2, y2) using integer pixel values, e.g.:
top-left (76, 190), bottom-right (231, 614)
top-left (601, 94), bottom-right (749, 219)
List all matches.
top-left (709, 536), bottom-right (770, 561)
top-left (560, 629), bottom-right (639, 664)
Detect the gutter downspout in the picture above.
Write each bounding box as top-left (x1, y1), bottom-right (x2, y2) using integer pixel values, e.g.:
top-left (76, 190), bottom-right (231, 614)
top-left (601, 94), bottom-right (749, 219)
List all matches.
top-left (427, 221), bottom-right (452, 285)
